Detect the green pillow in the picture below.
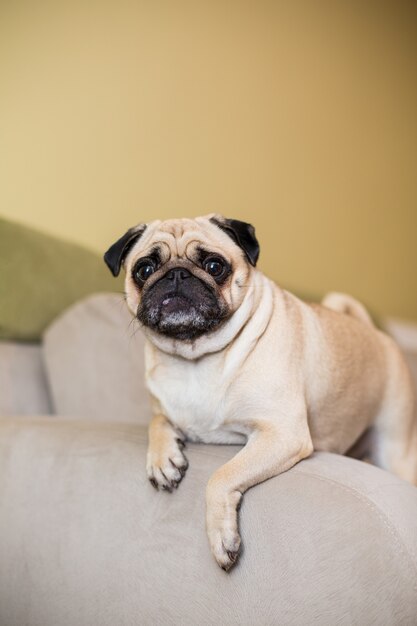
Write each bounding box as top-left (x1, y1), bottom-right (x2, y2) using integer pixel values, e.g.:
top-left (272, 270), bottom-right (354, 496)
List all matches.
top-left (0, 216), bottom-right (121, 341)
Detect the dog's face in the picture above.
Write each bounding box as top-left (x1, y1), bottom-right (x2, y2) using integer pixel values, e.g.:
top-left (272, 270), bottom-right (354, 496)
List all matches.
top-left (104, 215), bottom-right (260, 342)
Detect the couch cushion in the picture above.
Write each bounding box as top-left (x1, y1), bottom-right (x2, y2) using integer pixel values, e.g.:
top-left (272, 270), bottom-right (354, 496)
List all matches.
top-left (43, 293), bottom-right (150, 424)
top-left (0, 342), bottom-right (52, 415)
top-left (1, 416), bottom-right (416, 626)
top-left (0, 216), bottom-right (120, 341)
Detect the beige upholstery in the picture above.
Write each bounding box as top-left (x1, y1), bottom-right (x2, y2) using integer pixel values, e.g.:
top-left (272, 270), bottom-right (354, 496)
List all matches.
top-left (1, 417), bottom-right (417, 626)
top-left (0, 341), bottom-right (51, 416)
top-left (1, 293), bottom-right (417, 624)
top-left (43, 293), bottom-right (151, 424)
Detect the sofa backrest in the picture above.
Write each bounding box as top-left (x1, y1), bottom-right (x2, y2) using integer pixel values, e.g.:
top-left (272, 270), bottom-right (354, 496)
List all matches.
top-left (0, 341), bottom-right (52, 416)
top-left (43, 293), bottom-right (151, 424)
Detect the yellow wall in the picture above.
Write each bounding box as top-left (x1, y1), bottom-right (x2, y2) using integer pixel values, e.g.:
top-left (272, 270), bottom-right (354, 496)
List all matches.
top-left (1, 0), bottom-right (416, 320)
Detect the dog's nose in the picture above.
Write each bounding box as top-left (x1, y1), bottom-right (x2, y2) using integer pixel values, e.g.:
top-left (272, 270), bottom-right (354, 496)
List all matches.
top-left (165, 267), bottom-right (192, 284)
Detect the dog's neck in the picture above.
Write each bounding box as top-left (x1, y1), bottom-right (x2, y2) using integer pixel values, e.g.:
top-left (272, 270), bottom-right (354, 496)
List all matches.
top-left (143, 271), bottom-right (276, 360)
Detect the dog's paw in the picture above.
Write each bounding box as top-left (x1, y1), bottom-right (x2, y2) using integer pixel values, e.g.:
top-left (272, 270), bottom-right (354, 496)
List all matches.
top-left (206, 489), bottom-right (242, 571)
top-left (147, 437), bottom-right (188, 492)
top-left (208, 525), bottom-right (241, 571)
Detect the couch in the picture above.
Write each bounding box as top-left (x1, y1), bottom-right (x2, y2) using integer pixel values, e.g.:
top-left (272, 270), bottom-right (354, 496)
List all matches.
top-left (1, 292), bottom-right (417, 626)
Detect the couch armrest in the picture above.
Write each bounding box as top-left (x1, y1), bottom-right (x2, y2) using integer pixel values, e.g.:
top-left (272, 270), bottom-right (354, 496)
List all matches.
top-left (1, 417), bottom-right (416, 625)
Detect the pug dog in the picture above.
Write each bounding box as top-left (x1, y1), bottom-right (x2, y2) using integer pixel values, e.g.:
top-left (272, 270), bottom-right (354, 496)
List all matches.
top-left (104, 214), bottom-right (417, 571)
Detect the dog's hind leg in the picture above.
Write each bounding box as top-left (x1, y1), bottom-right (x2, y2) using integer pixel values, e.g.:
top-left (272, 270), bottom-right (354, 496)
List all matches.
top-left (369, 341), bottom-right (417, 486)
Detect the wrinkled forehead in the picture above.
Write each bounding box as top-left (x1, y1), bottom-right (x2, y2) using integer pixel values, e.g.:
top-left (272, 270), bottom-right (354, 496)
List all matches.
top-left (128, 217), bottom-right (233, 263)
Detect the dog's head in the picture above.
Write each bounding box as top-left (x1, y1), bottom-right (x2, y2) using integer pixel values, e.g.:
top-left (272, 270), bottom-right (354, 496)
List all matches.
top-left (104, 215), bottom-right (260, 342)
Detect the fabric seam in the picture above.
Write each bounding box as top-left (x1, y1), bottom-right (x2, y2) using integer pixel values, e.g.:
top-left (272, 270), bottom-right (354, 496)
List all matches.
top-left (292, 468), bottom-right (417, 590)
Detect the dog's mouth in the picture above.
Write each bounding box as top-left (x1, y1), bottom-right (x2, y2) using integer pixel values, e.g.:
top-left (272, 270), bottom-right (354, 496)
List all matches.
top-left (161, 294), bottom-right (189, 309)
top-left (137, 275), bottom-right (229, 341)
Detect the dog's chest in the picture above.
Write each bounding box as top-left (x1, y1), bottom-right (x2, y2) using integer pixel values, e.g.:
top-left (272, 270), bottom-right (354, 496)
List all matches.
top-left (145, 354), bottom-right (244, 444)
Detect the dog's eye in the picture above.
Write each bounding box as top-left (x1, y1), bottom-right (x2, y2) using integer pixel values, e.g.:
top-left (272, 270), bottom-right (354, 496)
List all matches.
top-left (204, 257), bottom-right (225, 278)
top-left (133, 261), bottom-right (156, 285)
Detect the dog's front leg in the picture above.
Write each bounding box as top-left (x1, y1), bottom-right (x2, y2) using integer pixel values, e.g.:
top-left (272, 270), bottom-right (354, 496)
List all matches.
top-left (206, 419), bottom-right (313, 570)
top-left (147, 414), bottom-right (188, 492)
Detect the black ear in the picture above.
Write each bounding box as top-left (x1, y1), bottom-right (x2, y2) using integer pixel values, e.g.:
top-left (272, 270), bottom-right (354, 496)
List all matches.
top-left (104, 224), bottom-right (147, 277)
top-left (210, 217), bottom-right (260, 266)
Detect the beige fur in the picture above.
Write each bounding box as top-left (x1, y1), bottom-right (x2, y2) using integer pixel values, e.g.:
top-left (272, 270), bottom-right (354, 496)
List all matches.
top-left (119, 214), bottom-right (417, 571)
